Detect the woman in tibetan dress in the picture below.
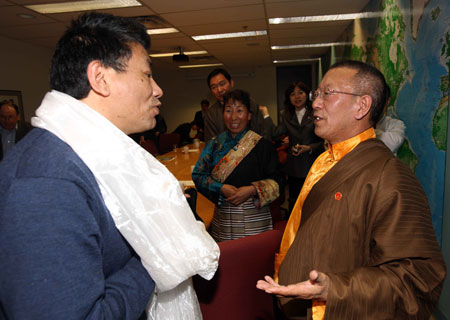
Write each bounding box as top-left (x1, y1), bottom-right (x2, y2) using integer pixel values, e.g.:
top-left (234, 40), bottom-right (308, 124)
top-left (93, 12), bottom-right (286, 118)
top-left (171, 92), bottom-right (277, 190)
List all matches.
top-left (193, 89), bottom-right (283, 242)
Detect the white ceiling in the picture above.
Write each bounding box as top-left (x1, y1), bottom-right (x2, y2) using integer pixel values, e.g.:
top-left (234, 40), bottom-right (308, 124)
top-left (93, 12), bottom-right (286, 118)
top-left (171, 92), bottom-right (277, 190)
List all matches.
top-left (0, 0), bottom-right (371, 71)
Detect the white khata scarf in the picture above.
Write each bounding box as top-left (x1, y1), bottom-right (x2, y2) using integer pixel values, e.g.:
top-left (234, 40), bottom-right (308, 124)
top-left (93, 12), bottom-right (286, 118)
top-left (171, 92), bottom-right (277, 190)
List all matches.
top-left (32, 90), bottom-right (219, 319)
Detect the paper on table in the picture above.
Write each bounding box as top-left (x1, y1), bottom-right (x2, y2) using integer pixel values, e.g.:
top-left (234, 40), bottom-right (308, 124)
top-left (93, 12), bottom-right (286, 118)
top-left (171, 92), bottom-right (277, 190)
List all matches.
top-left (179, 180), bottom-right (195, 188)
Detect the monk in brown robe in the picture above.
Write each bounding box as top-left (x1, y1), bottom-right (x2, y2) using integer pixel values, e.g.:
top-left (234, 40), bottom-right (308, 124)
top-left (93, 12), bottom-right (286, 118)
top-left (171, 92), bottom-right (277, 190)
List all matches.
top-left (257, 60), bottom-right (446, 319)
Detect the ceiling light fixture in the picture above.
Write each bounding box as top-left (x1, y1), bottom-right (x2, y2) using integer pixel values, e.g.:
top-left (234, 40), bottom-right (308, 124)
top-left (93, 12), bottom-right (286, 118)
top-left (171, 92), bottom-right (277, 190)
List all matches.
top-left (147, 28), bottom-right (179, 35)
top-left (17, 13), bottom-right (36, 19)
top-left (178, 63), bottom-right (223, 69)
top-left (273, 58), bottom-right (321, 64)
top-left (150, 50), bottom-right (207, 58)
top-left (271, 42), bottom-right (351, 50)
top-left (25, 0), bottom-right (141, 14)
top-left (192, 30), bottom-right (267, 41)
top-left (269, 12), bottom-right (382, 24)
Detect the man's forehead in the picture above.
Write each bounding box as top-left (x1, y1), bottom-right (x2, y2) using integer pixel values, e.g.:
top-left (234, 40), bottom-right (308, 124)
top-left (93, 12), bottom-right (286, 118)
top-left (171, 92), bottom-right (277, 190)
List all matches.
top-left (210, 74), bottom-right (228, 84)
top-left (322, 67), bottom-right (356, 87)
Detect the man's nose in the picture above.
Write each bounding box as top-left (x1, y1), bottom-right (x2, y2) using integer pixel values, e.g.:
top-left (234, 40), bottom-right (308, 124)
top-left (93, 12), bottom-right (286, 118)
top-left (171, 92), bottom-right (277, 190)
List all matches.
top-left (312, 99), bottom-right (321, 109)
top-left (151, 78), bottom-right (163, 98)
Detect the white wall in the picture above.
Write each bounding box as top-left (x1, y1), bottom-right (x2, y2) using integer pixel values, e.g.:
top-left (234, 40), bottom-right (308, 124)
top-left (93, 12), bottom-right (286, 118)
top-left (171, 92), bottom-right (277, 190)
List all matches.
top-left (0, 35), bottom-right (52, 122)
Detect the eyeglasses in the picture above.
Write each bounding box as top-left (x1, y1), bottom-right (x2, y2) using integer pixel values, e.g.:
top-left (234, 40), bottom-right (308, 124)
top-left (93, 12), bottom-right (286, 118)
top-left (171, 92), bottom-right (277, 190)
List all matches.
top-left (309, 88), bottom-right (362, 102)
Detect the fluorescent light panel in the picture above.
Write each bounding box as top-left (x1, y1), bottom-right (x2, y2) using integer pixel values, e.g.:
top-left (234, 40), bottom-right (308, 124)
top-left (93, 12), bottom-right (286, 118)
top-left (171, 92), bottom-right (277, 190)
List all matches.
top-left (192, 30), bottom-right (267, 41)
top-left (25, 0), bottom-right (141, 14)
top-left (178, 63), bottom-right (223, 69)
top-left (269, 12), bottom-right (382, 24)
top-left (150, 50), bottom-right (208, 58)
top-left (273, 58), bottom-right (320, 64)
top-left (271, 42), bottom-right (351, 50)
top-left (147, 28), bottom-right (179, 35)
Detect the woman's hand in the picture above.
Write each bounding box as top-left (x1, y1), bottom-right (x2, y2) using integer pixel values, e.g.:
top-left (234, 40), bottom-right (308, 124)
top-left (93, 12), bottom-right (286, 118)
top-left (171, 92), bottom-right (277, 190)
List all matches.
top-left (226, 186), bottom-right (256, 206)
top-left (291, 144), bottom-right (311, 157)
top-left (221, 184), bottom-right (238, 198)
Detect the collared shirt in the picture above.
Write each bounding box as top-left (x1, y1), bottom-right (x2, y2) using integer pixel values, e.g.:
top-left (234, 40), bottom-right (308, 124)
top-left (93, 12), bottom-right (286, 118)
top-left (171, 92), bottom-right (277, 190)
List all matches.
top-left (1, 126), bottom-right (17, 157)
top-left (295, 107), bottom-right (306, 125)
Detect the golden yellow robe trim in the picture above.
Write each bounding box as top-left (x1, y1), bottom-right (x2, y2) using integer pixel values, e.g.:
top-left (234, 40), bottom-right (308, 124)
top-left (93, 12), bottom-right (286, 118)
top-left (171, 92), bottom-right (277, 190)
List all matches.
top-left (274, 127), bottom-right (376, 320)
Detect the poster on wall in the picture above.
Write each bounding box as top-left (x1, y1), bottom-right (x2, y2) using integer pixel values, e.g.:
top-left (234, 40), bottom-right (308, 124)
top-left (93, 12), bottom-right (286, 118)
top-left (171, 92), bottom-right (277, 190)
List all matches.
top-left (0, 90), bottom-right (25, 123)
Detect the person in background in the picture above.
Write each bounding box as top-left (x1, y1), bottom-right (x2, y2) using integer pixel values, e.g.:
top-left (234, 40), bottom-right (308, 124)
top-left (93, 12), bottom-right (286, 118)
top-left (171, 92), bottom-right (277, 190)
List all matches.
top-left (0, 100), bottom-right (31, 161)
top-left (193, 99), bottom-right (209, 141)
top-left (257, 60), bottom-right (445, 319)
top-left (204, 68), bottom-right (271, 141)
top-left (260, 81), bottom-right (324, 214)
top-left (0, 12), bottom-right (218, 319)
top-left (375, 113), bottom-right (405, 153)
top-left (130, 113), bottom-right (167, 152)
top-left (193, 89), bottom-right (283, 242)
top-left (375, 86), bottom-right (406, 154)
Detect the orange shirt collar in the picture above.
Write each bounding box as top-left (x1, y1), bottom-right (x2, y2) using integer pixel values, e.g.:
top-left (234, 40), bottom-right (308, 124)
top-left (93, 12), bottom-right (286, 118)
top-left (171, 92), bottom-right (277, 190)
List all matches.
top-left (328, 127), bottom-right (376, 162)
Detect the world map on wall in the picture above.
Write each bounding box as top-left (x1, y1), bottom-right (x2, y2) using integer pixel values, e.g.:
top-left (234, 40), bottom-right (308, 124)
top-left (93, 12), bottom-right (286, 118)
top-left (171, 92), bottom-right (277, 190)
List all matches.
top-left (349, 0), bottom-right (449, 242)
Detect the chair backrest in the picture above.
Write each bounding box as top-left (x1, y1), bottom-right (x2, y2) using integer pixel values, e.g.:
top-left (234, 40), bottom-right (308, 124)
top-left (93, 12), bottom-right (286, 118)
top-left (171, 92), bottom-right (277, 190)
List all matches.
top-left (140, 139), bottom-right (158, 156)
top-left (158, 133), bottom-right (180, 154)
top-left (276, 144), bottom-right (288, 164)
top-left (193, 229), bottom-right (283, 320)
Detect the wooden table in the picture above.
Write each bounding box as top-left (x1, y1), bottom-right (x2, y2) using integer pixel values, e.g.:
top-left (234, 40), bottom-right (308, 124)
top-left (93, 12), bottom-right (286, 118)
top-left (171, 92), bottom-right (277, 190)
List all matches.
top-left (157, 142), bottom-right (214, 227)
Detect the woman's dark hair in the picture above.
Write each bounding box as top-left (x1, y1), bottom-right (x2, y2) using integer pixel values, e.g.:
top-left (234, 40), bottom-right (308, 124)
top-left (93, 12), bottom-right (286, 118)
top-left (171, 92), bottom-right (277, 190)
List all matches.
top-left (284, 81), bottom-right (311, 115)
top-left (50, 12), bottom-right (150, 99)
top-left (222, 89), bottom-right (251, 112)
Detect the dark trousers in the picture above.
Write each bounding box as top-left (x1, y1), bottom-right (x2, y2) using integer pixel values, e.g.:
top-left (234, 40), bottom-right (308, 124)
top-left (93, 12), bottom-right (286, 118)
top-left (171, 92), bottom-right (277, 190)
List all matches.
top-left (287, 176), bottom-right (306, 216)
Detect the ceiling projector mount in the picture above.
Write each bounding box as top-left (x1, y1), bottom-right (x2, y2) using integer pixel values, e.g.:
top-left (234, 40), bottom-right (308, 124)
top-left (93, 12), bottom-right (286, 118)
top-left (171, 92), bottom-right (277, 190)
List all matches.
top-left (173, 47), bottom-right (189, 63)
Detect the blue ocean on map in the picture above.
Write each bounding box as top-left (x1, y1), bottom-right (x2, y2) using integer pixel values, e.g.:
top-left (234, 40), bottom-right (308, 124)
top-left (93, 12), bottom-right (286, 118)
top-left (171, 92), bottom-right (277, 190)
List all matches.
top-left (396, 0), bottom-right (449, 242)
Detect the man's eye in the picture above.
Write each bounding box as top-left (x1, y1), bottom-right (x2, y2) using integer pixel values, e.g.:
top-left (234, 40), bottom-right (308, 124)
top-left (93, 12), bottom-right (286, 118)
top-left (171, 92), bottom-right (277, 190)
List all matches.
top-left (145, 73), bottom-right (152, 78)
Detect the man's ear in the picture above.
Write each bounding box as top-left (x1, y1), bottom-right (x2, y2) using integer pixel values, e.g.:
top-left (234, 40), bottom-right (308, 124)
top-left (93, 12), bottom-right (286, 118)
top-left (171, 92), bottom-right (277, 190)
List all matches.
top-left (86, 60), bottom-right (110, 97)
top-left (355, 95), bottom-right (372, 120)
top-left (230, 79), bottom-right (235, 89)
top-left (247, 111), bottom-right (252, 121)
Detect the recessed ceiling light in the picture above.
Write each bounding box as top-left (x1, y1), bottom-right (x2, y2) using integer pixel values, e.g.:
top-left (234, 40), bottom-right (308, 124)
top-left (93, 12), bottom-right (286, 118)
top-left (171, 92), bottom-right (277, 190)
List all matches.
top-left (192, 30), bottom-right (267, 41)
top-left (178, 63), bottom-right (223, 69)
top-left (271, 42), bottom-right (351, 50)
top-left (25, 0), bottom-right (141, 14)
top-left (150, 51), bottom-right (208, 58)
top-left (269, 12), bottom-right (382, 24)
top-left (147, 28), bottom-right (179, 35)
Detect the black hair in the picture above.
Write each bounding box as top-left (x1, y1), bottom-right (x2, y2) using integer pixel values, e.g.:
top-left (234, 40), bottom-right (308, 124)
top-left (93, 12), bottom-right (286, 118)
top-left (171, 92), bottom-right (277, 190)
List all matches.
top-left (207, 68), bottom-right (232, 88)
top-left (50, 12), bottom-right (150, 99)
top-left (284, 81), bottom-right (311, 115)
top-left (329, 60), bottom-right (389, 126)
top-left (200, 99), bottom-right (210, 106)
top-left (222, 89), bottom-right (251, 112)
